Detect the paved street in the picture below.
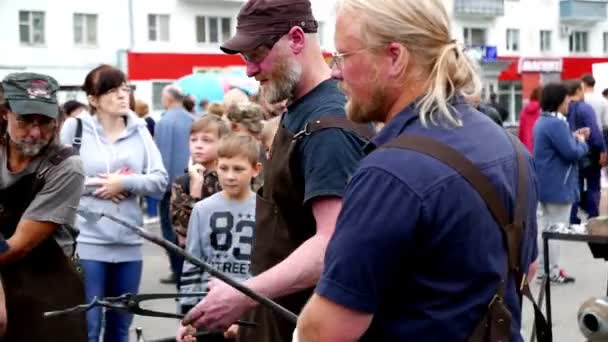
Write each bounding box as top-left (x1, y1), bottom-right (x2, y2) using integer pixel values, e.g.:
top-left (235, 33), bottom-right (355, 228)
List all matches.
top-left (130, 221), bottom-right (607, 341)
top-left (129, 221), bottom-right (182, 341)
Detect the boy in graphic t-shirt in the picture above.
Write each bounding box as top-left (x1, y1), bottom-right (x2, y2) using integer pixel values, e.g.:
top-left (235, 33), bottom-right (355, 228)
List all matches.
top-left (179, 134), bottom-right (261, 318)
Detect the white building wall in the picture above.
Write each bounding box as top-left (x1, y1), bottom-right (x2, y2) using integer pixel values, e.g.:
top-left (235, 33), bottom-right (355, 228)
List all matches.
top-left (0, 0), bottom-right (130, 85)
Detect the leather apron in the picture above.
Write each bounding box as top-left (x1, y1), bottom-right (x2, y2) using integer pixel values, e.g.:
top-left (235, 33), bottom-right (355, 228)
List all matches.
top-left (0, 145), bottom-right (87, 341)
top-left (238, 116), bottom-right (373, 342)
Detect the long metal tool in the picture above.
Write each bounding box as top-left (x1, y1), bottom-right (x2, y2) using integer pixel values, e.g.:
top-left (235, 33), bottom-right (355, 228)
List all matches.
top-left (75, 207), bottom-right (298, 324)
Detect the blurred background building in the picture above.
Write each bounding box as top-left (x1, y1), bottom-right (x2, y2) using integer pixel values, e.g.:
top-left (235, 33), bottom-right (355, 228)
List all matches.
top-left (2, 0), bottom-right (608, 122)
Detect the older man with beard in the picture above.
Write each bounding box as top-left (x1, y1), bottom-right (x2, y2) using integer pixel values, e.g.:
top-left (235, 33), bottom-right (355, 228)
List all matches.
top-left (177, 0), bottom-right (373, 341)
top-left (0, 73), bottom-right (87, 341)
top-left (296, 0), bottom-right (541, 341)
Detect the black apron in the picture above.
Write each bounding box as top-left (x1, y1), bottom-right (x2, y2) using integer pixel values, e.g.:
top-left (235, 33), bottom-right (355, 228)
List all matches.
top-left (0, 145), bottom-right (87, 341)
top-left (238, 116), bottom-right (373, 342)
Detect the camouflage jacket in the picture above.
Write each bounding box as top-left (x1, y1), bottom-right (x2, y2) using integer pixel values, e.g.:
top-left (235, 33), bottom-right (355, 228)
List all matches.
top-left (170, 170), bottom-right (221, 238)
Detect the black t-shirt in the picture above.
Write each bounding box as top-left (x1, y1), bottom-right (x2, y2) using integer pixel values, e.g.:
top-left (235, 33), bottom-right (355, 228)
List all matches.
top-left (282, 79), bottom-right (368, 204)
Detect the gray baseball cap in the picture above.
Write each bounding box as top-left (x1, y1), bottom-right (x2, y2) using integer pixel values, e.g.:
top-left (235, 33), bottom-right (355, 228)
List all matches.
top-left (2, 72), bottom-right (60, 119)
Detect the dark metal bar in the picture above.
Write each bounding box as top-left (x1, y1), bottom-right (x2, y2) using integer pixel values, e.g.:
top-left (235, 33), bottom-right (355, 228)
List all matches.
top-left (543, 235), bottom-right (552, 328)
top-left (99, 211), bottom-right (298, 324)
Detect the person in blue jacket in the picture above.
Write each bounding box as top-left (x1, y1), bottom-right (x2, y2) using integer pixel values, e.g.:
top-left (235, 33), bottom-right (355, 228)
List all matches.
top-left (566, 80), bottom-right (607, 224)
top-left (533, 82), bottom-right (590, 284)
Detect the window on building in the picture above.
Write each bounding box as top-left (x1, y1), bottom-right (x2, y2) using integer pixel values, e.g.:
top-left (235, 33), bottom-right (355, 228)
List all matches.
top-left (209, 17), bottom-right (218, 43)
top-left (195, 16), bottom-right (232, 44)
top-left (196, 16), bottom-right (206, 43)
top-left (540, 30), bottom-right (552, 53)
top-left (148, 14), bottom-right (170, 42)
top-left (604, 32), bottom-right (608, 54)
top-left (569, 31), bottom-right (588, 53)
top-left (19, 11), bottom-right (45, 45)
top-left (74, 13), bottom-right (98, 46)
top-left (506, 29), bottom-right (520, 52)
top-left (221, 18), bottom-right (231, 43)
top-left (463, 27), bottom-right (487, 46)
top-left (152, 81), bottom-right (172, 111)
top-left (498, 81), bottom-right (523, 123)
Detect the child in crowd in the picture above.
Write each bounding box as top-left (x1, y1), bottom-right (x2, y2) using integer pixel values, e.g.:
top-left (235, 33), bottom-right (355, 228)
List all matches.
top-left (171, 115), bottom-right (230, 247)
top-left (226, 103), bottom-right (265, 190)
top-left (179, 134), bottom-right (261, 316)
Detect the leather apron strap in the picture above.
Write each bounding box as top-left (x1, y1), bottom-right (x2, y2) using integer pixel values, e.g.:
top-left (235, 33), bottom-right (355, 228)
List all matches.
top-left (382, 133), bottom-right (551, 342)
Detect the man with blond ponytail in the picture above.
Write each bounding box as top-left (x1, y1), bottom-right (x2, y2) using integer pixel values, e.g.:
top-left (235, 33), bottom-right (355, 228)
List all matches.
top-left (297, 0), bottom-right (541, 341)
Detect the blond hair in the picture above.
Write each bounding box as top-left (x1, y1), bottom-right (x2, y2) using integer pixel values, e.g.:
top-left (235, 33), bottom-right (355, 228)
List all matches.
top-left (206, 102), bottom-right (225, 117)
top-left (217, 134), bottom-right (261, 166)
top-left (336, 0), bottom-right (481, 126)
top-left (223, 88), bottom-right (250, 110)
top-left (191, 115), bottom-right (230, 138)
top-left (227, 103), bottom-right (265, 135)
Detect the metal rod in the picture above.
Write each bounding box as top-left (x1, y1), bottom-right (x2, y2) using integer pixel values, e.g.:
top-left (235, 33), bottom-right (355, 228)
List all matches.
top-left (99, 212), bottom-right (298, 324)
top-left (543, 234), bottom-right (552, 328)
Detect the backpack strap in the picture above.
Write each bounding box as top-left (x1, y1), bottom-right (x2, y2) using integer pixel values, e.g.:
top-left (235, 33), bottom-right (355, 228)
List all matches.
top-left (382, 133), bottom-right (551, 342)
top-left (293, 116), bottom-right (375, 141)
top-left (72, 118), bottom-right (83, 153)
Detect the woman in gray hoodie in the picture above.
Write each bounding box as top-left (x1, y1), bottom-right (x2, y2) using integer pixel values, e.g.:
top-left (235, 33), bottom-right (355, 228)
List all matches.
top-left (60, 65), bottom-right (168, 342)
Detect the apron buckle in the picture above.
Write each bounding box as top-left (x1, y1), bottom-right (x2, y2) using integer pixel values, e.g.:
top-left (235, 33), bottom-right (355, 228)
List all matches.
top-left (293, 122), bottom-right (312, 141)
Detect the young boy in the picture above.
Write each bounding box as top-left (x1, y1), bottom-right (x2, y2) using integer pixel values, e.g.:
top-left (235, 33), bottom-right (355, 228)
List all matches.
top-left (179, 134), bottom-right (261, 315)
top-left (171, 115), bottom-right (230, 248)
top-left (226, 103), bottom-right (266, 191)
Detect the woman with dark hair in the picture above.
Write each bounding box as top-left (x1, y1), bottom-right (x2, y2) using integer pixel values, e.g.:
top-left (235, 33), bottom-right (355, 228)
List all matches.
top-left (518, 85), bottom-right (542, 153)
top-left (533, 82), bottom-right (589, 285)
top-left (60, 64), bottom-right (168, 342)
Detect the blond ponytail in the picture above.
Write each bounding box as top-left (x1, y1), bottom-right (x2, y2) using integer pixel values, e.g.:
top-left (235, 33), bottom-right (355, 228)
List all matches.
top-left (418, 41), bottom-right (482, 126)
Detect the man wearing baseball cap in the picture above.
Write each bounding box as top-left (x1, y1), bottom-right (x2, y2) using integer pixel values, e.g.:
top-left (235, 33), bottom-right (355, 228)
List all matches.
top-left (0, 72), bottom-right (87, 340)
top-left (178, 0), bottom-right (373, 341)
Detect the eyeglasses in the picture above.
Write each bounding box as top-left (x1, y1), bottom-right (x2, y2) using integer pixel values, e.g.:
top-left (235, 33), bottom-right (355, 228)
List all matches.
top-left (14, 115), bottom-right (56, 130)
top-left (329, 48), bottom-right (369, 71)
top-left (240, 35), bottom-right (282, 64)
top-left (241, 46), bottom-right (272, 64)
top-left (105, 86), bottom-right (132, 96)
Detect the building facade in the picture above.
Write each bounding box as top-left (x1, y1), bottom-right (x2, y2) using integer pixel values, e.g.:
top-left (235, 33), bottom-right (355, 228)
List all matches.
top-left (1, 0), bottom-right (608, 121)
top-left (0, 0), bottom-right (335, 114)
top-left (445, 0), bottom-right (608, 122)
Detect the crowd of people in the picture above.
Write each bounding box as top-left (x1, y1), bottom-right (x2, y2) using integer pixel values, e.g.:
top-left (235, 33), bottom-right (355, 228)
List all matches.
top-left (3, 0), bottom-right (608, 341)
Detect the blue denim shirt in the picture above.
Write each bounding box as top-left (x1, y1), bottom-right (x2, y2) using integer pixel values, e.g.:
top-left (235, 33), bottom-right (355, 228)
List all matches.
top-left (317, 98), bottom-right (539, 341)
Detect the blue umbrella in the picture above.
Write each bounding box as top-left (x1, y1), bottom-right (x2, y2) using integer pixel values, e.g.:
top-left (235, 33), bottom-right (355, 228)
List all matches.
top-left (176, 73), bottom-right (225, 111)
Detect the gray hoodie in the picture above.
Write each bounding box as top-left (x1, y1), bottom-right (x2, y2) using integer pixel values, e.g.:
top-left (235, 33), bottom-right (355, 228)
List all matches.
top-left (60, 111), bottom-right (168, 262)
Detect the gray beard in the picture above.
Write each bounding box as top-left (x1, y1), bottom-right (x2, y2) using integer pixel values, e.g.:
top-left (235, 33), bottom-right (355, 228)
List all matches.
top-left (16, 142), bottom-right (47, 156)
top-left (264, 62), bottom-right (302, 104)
top-left (7, 133), bottom-right (51, 157)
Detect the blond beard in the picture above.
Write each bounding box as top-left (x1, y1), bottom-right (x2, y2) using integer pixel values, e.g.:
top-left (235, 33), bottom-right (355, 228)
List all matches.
top-left (263, 55), bottom-right (302, 104)
top-left (341, 81), bottom-right (387, 124)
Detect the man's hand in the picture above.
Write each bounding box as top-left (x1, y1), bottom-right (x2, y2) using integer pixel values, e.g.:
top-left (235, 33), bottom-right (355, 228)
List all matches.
top-left (183, 278), bottom-right (254, 331)
top-left (224, 324), bottom-right (239, 339)
top-left (91, 173), bottom-right (125, 199)
top-left (176, 324), bottom-right (197, 342)
top-left (600, 152), bottom-right (608, 167)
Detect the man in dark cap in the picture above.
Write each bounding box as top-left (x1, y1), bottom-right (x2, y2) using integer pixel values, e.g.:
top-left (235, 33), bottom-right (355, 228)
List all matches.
top-left (178, 0), bottom-right (372, 341)
top-left (0, 72), bottom-right (87, 340)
